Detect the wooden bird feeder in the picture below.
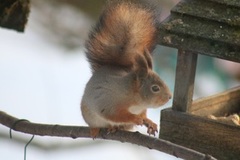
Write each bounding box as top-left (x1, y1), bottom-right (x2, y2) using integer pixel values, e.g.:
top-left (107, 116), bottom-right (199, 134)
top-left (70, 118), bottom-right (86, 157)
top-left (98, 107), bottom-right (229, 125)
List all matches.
top-left (157, 0), bottom-right (240, 159)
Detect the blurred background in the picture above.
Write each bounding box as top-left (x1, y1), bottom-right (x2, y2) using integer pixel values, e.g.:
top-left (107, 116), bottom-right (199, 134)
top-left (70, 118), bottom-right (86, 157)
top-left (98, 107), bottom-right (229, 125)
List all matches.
top-left (0, 0), bottom-right (239, 159)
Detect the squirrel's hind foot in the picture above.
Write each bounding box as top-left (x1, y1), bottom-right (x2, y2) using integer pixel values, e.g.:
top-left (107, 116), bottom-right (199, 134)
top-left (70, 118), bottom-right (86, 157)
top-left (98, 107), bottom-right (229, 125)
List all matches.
top-left (107, 126), bottom-right (119, 134)
top-left (90, 128), bottom-right (100, 139)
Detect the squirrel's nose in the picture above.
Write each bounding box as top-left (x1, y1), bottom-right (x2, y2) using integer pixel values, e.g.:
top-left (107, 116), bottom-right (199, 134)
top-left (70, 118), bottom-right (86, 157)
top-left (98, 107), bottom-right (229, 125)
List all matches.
top-left (168, 93), bottom-right (172, 99)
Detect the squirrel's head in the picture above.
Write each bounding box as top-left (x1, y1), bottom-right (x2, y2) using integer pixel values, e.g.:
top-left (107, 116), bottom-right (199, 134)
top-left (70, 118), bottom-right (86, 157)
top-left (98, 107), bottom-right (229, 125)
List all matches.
top-left (138, 70), bottom-right (172, 108)
top-left (133, 51), bottom-right (172, 108)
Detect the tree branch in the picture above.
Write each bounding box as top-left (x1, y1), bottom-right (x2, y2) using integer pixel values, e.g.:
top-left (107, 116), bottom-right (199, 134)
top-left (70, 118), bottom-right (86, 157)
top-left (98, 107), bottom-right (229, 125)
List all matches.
top-left (0, 111), bottom-right (216, 160)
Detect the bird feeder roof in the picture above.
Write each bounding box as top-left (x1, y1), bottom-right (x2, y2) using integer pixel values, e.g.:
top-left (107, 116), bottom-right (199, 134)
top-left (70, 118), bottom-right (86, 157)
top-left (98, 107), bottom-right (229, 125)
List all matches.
top-left (158, 0), bottom-right (240, 62)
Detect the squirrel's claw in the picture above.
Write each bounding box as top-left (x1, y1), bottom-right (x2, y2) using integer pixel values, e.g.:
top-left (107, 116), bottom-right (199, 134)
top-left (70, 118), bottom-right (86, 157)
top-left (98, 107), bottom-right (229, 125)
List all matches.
top-left (143, 119), bottom-right (158, 136)
top-left (147, 126), bottom-right (158, 136)
top-left (107, 126), bottom-right (119, 134)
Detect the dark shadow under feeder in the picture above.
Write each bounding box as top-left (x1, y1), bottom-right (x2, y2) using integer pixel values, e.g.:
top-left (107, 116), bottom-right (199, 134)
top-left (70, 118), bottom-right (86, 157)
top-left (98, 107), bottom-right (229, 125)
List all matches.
top-left (157, 0), bottom-right (240, 159)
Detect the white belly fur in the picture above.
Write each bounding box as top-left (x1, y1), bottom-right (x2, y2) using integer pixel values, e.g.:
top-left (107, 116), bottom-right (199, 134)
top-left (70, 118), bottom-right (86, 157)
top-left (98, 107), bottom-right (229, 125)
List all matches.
top-left (128, 105), bottom-right (146, 115)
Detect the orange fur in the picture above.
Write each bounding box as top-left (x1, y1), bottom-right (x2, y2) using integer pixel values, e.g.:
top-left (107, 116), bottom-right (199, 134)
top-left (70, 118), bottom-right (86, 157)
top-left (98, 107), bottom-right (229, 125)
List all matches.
top-left (106, 102), bottom-right (144, 125)
top-left (85, 0), bottom-right (160, 72)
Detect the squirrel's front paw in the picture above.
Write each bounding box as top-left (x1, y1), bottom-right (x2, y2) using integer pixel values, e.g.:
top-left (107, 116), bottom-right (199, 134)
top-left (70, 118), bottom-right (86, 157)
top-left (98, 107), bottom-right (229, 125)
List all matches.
top-left (143, 119), bottom-right (158, 136)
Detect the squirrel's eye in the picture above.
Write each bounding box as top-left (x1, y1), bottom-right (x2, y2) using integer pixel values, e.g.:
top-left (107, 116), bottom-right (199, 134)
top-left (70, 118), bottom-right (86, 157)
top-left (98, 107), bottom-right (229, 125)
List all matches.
top-left (151, 85), bottom-right (160, 93)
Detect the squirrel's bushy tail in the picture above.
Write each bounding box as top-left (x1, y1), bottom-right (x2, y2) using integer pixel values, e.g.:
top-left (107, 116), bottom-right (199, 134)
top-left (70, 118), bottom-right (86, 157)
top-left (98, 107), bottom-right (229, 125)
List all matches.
top-left (85, 0), bottom-right (161, 72)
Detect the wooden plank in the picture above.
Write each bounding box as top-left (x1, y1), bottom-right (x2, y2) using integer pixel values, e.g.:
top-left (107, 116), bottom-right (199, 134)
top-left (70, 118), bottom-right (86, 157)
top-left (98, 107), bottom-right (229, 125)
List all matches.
top-left (160, 108), bottom-right (240, 160)
top-left (191, 86), bottom-right (240, 116)
top-left (172, 50), bottom-right (197, 112)
top-left (208, 0), bottom-right (240, 8)
top-left (161, 14), bottom-right (240, 46)
top-left (157, 29), bottom-right (240, 63)
top-left (172, 0), bottom-right (240, 27)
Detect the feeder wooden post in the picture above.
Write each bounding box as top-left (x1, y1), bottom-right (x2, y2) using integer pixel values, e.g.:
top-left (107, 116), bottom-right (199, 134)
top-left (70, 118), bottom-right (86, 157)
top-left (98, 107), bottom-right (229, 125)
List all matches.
top-left (172, 50), bottom-right (198, 112)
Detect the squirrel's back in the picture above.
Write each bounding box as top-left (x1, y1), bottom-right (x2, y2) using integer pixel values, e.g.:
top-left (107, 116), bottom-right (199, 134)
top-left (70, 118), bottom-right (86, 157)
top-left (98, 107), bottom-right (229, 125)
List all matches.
top-left (85, 0), bottom-right (161, 72)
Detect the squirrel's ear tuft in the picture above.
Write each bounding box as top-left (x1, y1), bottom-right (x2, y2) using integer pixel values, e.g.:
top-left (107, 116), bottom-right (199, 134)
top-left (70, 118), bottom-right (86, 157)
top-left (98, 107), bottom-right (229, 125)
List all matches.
top-left (135, 55), bottom-right (148, 79)
top-left (143, 48), bottom-right (153, 70)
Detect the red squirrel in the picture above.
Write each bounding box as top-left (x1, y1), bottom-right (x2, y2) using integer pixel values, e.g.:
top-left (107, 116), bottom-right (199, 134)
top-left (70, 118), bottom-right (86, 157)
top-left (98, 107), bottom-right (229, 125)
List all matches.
top-left (81, 0), bottom-right (172, 138)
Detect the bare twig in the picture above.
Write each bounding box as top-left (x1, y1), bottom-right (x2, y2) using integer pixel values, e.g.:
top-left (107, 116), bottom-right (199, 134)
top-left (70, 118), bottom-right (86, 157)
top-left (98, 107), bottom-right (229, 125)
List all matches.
top-left (0, 110), bottom-right (216, 160)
